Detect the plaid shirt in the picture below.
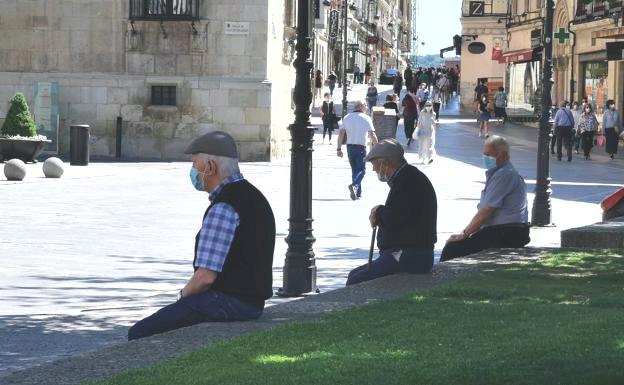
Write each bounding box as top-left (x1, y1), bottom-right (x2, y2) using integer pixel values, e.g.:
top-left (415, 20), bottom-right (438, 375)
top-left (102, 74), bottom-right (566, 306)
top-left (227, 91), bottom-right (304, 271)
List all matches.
top-left (194, 173), bottom-right (244, 272)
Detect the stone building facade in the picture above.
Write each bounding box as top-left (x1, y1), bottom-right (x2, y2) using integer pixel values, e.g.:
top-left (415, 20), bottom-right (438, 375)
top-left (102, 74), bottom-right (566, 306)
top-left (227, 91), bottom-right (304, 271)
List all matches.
top-left (0, 0), bottom-right (298, 161)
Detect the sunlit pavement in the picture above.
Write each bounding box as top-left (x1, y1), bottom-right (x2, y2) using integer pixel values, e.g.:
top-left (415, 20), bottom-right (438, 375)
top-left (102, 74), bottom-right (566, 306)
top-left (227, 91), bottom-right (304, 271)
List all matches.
top-left (1, 85), bottom-right (622, 375)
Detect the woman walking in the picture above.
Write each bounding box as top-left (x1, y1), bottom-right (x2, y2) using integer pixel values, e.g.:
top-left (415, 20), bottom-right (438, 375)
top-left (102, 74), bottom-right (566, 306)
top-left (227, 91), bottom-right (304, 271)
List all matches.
top-left (431, 86), bottom-right (442, 122)
top-left (571, 101), bottom-right (582, 154)
top-left (314, 70), bottom-right (323, 105)
top-left (327, 72), bottom-right (337, 97)
top-left (393, 73), bottom-right (403, 97)
top-left (414, 101), bottom-right (436, 164)
top-left (577, 103), bottom-right (600, 160)
top-left (401, 89), bottom-right (419, 146)
top-left (366, 80), bottom-right (378, 115)
top-left (476, 94), bottom-right (491, 137)
top-left (319, 92), bottom-right (337, 144)
top-left (603, 99), bottom-right (621, 159)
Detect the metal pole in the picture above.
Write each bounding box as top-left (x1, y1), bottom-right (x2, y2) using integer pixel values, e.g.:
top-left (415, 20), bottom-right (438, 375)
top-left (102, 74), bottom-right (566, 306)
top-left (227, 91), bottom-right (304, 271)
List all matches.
top-left (531, 0), bottom-right (554, 226)
top-left (342, 0), bottom-right (349, 118)
top-left (278, 0), bottom-right (317, 297)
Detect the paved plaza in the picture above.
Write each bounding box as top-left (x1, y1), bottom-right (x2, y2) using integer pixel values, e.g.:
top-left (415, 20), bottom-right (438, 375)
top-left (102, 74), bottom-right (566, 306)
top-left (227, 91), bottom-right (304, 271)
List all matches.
top-left (1, 85), bottom-right (623, 377)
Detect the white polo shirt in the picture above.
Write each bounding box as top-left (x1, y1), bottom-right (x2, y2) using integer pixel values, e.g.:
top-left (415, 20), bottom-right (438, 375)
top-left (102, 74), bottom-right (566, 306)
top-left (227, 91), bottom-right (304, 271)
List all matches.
top-left (341, 112), bottom-right (375, 146)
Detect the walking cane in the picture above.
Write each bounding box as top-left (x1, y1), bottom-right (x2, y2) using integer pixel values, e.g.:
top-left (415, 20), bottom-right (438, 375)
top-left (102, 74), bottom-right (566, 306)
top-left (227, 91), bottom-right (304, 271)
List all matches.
top-left (368, 226), bottom-right (377, 270)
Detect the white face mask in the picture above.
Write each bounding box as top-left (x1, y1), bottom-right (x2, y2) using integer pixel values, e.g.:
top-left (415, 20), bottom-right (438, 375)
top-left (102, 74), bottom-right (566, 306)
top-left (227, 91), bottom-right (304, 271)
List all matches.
top-left (376, 161), bottom-right (390, 182)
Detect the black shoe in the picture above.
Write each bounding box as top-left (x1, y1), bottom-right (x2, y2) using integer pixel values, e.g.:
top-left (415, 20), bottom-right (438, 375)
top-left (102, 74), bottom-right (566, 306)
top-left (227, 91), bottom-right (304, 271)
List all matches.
top-left (428, 158), bottom-right (434, 164)
top-left (557, 157), bottom-right (561, 161)
top-left (348, 184), bottom-right (356, 201)
top-left (407, 138), bottom-right (412, 146)
top-left (568, 158), bottom-right (572, 162)
top-left (610, 154), bottom-right (615, 159)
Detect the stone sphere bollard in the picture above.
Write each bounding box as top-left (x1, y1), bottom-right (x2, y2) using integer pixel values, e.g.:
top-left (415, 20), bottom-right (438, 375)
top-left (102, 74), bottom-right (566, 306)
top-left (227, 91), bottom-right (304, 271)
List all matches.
top-left (4, 159), bottom-right (27, 181)
top-left (42, 157), bottom-right (65, 178)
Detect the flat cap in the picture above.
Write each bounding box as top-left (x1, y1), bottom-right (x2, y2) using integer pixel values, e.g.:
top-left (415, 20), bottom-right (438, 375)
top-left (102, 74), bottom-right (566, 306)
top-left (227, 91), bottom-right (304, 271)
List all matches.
top-left (364, 139), bottom-right (405, 163)
top-left (184, 131), bottom-right (238, 158)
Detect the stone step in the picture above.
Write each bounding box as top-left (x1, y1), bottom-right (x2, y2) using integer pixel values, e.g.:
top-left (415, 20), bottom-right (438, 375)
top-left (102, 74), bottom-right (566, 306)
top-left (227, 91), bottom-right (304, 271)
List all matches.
top-left (561, 217), bottom-right (624, 249)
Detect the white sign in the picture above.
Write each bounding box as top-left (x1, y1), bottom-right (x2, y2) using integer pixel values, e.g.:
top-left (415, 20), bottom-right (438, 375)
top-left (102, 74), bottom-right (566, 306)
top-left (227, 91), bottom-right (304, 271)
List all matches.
top-left (224, 22), bottom-right (249, 35)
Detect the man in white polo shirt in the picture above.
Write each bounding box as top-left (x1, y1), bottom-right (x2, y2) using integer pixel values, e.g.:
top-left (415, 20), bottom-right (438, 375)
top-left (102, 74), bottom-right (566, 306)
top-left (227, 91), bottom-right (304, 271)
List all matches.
top-left (337, 100), bottom-right (379, 200)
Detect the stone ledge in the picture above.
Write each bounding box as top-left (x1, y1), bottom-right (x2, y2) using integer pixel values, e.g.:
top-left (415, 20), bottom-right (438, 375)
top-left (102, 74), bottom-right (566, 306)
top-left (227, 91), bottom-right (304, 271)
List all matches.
top-left (0, 248), bottom-right (547, 385)
top-left (561, 218), bottom-right (624, 249)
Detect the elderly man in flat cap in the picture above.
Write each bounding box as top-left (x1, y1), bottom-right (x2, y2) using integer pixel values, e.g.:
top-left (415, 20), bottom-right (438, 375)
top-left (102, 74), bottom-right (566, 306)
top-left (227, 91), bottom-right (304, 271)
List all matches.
top-left (128, 131), bottom-right (276, 340)
top-left (346, 139), bottom-right (437, 285)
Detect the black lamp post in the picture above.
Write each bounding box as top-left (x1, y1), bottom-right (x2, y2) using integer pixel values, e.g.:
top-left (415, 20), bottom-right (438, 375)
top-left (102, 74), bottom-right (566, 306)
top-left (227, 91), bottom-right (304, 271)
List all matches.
top-left (531, 0), bottom-right (554, 226)
top-left (279, 0), bottom-right (317, 296)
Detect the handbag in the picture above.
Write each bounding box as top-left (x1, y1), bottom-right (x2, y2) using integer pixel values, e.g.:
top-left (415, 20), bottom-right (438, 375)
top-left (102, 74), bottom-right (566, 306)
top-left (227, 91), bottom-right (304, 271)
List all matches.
top-left (597, 134), bottom-right (605, 146)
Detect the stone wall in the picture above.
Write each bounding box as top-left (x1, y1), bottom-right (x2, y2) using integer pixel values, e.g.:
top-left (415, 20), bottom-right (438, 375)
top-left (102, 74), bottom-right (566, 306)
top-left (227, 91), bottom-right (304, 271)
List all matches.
top-left (0, 0), bottom-right (295, 161)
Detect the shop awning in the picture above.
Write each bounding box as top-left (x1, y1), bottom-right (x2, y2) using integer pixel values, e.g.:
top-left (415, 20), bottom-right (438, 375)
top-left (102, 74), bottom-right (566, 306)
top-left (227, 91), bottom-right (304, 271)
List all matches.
top-left (500, 48), bottom-right (534, 63)
top-left (592, 27), bottom-right (624, 39)
top-left (579, 50), bottom-right (608, 62)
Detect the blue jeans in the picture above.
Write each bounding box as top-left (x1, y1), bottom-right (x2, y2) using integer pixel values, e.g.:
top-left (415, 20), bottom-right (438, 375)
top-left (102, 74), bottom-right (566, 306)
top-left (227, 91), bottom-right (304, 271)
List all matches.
top-left (347, 144), bottom-right (366, 198)
top-left (128, 290), bottom-right (263, 340)
top-left (346, 246), bottom-right (434, 286)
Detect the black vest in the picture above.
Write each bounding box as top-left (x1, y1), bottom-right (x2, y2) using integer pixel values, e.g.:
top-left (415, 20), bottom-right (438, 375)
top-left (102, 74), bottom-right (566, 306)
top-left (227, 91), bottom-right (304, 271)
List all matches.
top-left (193, 180), bottom-right (275, 308)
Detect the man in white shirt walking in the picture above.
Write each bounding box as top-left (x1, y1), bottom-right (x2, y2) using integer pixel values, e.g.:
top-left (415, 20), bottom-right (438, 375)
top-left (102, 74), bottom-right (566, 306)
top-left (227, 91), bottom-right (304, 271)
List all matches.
top-left (337, 100), bottom-right (379, 200)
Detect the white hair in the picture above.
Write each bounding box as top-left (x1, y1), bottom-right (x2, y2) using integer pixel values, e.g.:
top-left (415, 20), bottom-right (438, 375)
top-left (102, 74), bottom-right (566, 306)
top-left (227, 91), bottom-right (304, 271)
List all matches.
top-left (354, 100), bottom-right (367, 112)
top-left (485, 135), bottom-right (510, 156)
top-left (197, 153), bottom-right (240, 177)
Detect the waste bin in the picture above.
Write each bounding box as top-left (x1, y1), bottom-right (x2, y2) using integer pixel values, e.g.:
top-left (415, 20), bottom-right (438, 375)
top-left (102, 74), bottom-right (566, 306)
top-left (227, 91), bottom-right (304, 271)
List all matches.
top-left (70, 124), bottom-right (90, 165)
top-left (372, 107), bottom-right (398, 141)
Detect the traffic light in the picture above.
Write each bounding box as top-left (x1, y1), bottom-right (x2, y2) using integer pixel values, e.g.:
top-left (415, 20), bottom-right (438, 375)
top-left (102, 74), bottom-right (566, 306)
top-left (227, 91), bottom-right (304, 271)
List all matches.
top-left (453, 35), bottom-right (462, 55)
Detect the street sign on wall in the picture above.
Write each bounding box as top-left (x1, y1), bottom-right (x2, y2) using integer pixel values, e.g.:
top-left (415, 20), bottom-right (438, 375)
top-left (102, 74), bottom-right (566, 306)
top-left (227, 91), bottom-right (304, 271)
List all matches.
top-left (329, 10), bottom-right (339, 39)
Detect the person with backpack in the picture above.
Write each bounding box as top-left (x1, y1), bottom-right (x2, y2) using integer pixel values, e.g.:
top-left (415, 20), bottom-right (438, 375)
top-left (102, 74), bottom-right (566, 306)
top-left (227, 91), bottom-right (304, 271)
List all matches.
top-left (319, 92), bottom-right (337, 144)
top-left (552, 100), bottom-right (576, 162)
top-left (493, 87), bottom-right (508, 126)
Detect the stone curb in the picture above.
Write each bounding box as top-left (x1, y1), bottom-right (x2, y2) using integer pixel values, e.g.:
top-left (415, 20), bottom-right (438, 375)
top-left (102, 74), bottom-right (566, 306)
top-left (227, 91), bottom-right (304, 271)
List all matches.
top-left (0, 247), bottom-right (548, 385)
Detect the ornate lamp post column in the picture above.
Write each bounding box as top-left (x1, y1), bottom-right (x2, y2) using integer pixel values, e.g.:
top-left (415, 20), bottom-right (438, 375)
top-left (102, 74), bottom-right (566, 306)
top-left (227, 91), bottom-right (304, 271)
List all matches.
top-left (531, 0), bottom-right (554, 226)
top-left (342, 0), bottom-right (349, 118)
top-left (279, 0), bottom-right (317, 296)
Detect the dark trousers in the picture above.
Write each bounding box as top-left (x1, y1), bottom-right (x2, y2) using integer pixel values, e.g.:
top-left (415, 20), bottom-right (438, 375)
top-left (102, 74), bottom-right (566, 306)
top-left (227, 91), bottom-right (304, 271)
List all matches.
top-left (347, 144), bottom-right (366, 198)
top-left (440, 224), bottom-right (530, 262)
top-left (605, 127), bottom-right (619, 155)
top-left (322, 119), bottom-right (333, 140)
top-left (555, 126), bottom-right (573, 160)
top-left (346, 246), bottom-right (434, 286)
top-left (433, 102), bottom-right (441, 120)
top-left (581, 131), bottom-right (595, 157)
top-left (128, 290), bottom-right (262, 341)
top-left (404, 115), bottom-right (417, 142)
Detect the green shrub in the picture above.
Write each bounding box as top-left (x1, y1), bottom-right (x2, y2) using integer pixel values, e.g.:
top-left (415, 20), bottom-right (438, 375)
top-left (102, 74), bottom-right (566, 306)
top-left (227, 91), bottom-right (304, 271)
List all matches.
top-left (1, 92), bottom-right (38, 137)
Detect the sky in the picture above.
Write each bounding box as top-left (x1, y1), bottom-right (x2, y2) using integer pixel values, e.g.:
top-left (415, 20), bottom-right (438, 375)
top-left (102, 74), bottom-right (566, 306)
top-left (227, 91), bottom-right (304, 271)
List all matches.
top-left (413, 0), bottom-right (463, 56)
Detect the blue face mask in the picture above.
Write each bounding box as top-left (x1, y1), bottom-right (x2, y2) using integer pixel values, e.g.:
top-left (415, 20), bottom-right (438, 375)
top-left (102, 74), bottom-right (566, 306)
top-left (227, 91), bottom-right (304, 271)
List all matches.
top-left (483, 155), bottom-right (498, 170)
top-left (190, 166), bottom-right (206, 191)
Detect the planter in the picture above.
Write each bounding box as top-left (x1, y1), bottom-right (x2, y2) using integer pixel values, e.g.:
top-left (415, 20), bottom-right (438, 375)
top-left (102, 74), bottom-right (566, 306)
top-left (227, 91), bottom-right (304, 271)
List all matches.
top-left (0, 138), bottom-right (51, 163)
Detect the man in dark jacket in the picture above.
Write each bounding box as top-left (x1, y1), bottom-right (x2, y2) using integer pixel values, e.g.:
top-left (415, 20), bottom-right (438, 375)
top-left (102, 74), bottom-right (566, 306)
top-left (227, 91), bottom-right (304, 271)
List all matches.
top-left (128, 131), bottom-right (276, 340)
top-left (346, 139), bottom-right (437, 285)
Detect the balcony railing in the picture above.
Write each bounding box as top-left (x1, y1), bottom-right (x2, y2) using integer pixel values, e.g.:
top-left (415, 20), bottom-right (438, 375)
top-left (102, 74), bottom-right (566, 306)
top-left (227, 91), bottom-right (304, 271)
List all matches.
top-left (129, 0), bottom-right (200, 21)
top-left (574, 0), bottom-right (622, 23)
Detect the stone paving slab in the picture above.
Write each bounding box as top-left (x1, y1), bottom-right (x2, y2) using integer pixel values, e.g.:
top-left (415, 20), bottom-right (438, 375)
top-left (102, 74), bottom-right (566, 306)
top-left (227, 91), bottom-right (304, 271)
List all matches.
top-left (0, 247), bottom-right (547, 385)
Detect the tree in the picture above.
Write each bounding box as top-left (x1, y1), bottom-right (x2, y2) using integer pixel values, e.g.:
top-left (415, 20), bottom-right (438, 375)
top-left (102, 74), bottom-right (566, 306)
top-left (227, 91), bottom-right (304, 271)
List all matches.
top-left (1, 93), bottom-right (38, 137)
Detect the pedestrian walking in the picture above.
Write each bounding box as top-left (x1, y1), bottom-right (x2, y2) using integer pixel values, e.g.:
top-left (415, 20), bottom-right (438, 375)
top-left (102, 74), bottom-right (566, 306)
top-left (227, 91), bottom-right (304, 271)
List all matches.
top-left (603, 99), bottom-right (621, 159)
top-left (474, 79), bottom-right (488, 102)
top-left (577, 103), bottom-right (600, 160)
top-left (415, 100), bottom-right (436, 164)
top-left (404, 66), bottom-right (413, 92)
top-left (476, 94), bottom-right (492, 138)
top-left (393, 73), bottom-right (403, 96)
top-left (314, 70), bottom-right (323, 104)
top-left (364, 63), bottom-right (372, 84)
top-left (493, 86), bottom-right (507, 126)
top-left (571, 101), bottom-right (582, 154)
top-left (327, 72), bottom-right (337, 97)
top-left (346, 139), bottom-right (437, 285)
top-left (552, 100), bottom-right (575, 162)
top-left (320, 92), bottom-right (337, 145)
top-left (416, 83), bottom-right (429, 110)
top-left (366, 80), bottom-right (379, 115)
top-left (431, 86), bottom-right (442, 122)
top-left (402, 88), bottom-right (419, 146)
top-left (354, 64), bottom-right (362, 84)
top-left (336, 100), bottom-right (379, 200)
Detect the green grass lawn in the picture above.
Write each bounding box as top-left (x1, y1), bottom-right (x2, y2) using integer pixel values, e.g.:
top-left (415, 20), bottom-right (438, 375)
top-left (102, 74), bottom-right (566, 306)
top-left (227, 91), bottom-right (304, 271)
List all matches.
top-left (91, 251), bottom-right (624, 385)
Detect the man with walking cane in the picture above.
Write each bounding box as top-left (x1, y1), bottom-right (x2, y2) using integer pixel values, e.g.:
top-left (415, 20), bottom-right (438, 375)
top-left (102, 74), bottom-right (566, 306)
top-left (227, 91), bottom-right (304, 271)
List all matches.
top-left (346, 139), bottom-right (438, 286)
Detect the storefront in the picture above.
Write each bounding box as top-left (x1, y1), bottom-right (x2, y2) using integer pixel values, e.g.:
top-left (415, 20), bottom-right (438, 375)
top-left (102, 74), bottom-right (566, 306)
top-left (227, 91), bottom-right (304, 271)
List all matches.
top-left (579, 50), bottom-right (609, 121)
top-left (503, 49), bottom-right (542, 119)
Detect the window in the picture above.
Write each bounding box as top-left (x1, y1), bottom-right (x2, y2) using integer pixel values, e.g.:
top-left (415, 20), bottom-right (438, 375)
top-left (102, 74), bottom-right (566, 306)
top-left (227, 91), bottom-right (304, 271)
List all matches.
top-left (151, 85), bottom-right (176, 106)
top-left (129, 0), bottom-right (200, 20)
top-left (284, 0), bottom-right (297, 28)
